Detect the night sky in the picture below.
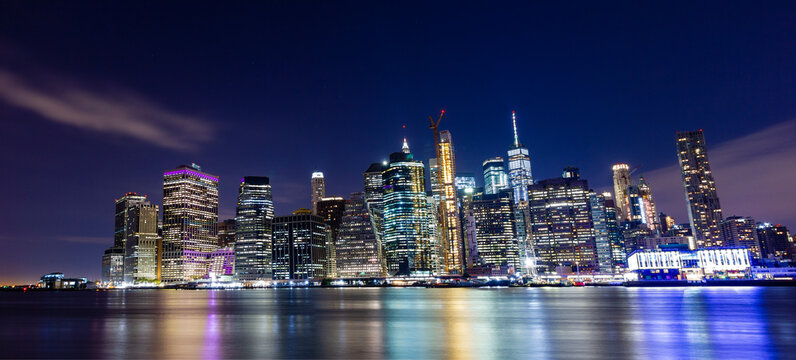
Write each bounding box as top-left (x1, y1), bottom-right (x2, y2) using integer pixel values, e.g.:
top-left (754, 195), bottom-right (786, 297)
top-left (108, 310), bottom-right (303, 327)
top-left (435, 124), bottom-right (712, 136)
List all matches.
top-left (1, 2), bottom-right (795, 284)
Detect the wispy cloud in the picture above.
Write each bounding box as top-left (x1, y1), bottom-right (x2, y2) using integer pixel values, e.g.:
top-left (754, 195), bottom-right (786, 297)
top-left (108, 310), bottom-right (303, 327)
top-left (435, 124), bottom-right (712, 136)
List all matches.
top-left (55, 235), bottom-right (110, 245)
top-left (644, 119), bottom-right (796, 227)
top-left (0, 69), bottom-right (212, 151)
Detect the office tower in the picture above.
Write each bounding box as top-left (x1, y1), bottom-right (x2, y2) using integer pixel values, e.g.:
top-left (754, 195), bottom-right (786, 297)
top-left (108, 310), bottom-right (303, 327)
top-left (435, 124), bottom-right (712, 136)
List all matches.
top-left (437, 130), bottom-right (464, 275)
top-left (459, 186), bottom-right (481, 270)
top-left (637, 177), bottom-right (660, 231)
top-left (472, 191), bottom-right (520, 275)
top-left (507, 111), bottom-right (533, 205)
top-left (272, 209), bottom-right (330, 280)
top-left (363, 162), bottom-right (387, 274)
top-left (336, 192), bottom-right (383, 278)
top-left (611, 163), bottom-right (632, 221)
top-left (382, 140), bottom-right (431, 275)
top-left (428, 158), bottom-right (442, 201)
top-left (101, 247), bottom-right (124, 285)
top-left (483, 157), bottom-right (509, 195)
top-left (720, 216), bottom-right (762, 259)
top-left (454, 173), bottom-right (477, 192)
top-left (757, 223), bottom-right (793, 260)
top-left (589, 192), bottom-right (612, 274)
top-left (528, 168), bottom-right (598, 275)
top-left (122, 200), bottom-right (159, 284)
top-left (603, 196), bottom-right (627, 271)
top-left (208, 247), bottom-right (235, 277)
top-left (311, 171), bottom-right (325, 215)
top-left (234, 176), bottom-right (274, 282)
top-left (317, 196), bottom-right (346, 278)
top-left (217, 219), bottom-right (236, 247)
top-left (676, 130), bottom-right (724, 247)
top-left (114, 193), bottom-right (147, 249)
top-left (426, 194), bottom-right (446, 275)
top-left (161, 164), bottom-right (219, 282)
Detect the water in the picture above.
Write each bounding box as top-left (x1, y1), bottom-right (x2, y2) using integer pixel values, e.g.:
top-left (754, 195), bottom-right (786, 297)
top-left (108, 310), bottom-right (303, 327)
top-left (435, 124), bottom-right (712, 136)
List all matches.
top-left (1, 287), bottom-right (794, 359)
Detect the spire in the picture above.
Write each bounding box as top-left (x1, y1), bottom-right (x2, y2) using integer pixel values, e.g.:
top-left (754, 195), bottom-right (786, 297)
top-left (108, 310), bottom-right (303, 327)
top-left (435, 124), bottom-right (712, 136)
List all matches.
top-left (402, 138), bottom-right (410, 154)
top-left (511, 110), bottom-right (520, 148)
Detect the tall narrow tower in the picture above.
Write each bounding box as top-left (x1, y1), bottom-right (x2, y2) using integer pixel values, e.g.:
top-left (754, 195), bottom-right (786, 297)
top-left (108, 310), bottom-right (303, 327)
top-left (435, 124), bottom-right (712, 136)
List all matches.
top-left (311, 171), bottom-right (326, 215)
top-left (507, 111), bottom-right (533, 204)
top-left (234, 176), bottom-right (274, 282)
top-left (611, 163), bottom-right (632, 221)
top-left (676, 130), bottom-right (723, 247)
top-left (438, 130), bottom-right (464, 274)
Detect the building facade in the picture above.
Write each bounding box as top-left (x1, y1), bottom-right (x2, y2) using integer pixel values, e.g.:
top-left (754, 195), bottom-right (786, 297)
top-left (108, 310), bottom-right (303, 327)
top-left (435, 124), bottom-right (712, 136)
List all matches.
top-left (528, 170), bottom-right (597, 275)
top-left (482, 157), bottom-right (509, 195)
top-left (720, 216), bottom-right (762, 259)
top-left (676, 130), bottom-right (724, 247)
top-left (311, 171), bottom-right (325, 215)
top-left (472, 191), bottom-right (519, 275)
top-left (317, 196), bottom-right (346, 278)
top-left (234, 176), bottom-right (274, 282)
top-left (437, 130), bottom-right (464, 275)
top-left (611, 163), bottom-right (632, 222)
top-left (272, 210), bottom-right (330, 280)
top-left (507, 111), bottom-right (533, 205)
top-left (122, 200), bottom-right (159, 284)
top-left (336, 192), bottom-right (384, 278)
top-left (382, 140), bottom-right (431, 275)
top-left (757, 223), bottom-right (793, 260)
top-left (161, 164), bottom-right (219, 282)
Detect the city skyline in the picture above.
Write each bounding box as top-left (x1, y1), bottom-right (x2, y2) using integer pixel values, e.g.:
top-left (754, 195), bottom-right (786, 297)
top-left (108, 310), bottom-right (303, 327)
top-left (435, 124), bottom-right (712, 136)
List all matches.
top-left (1, 2), bottom-right (796, 283)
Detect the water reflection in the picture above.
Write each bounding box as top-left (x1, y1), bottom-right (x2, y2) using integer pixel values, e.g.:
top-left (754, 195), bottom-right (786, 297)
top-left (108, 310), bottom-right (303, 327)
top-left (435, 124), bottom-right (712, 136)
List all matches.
top-left (0, 287), bottom-right (792, 359)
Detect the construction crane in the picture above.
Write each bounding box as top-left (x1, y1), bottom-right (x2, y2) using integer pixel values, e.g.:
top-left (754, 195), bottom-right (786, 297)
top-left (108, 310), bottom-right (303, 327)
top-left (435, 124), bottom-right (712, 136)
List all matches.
top-left (428, 109), bottom-right (449, 273)
top-left (429, 110), bottom-right (444, 161)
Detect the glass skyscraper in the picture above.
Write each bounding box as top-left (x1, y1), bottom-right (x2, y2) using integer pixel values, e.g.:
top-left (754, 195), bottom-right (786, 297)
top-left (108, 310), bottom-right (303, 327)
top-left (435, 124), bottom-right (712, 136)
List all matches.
top-left (272, 209), bottom-right (330, 280)
top-left (161, 164), bottom-right (219, 282)
top-left (382, 140), bottom-right (431, 275)
top-left (311, 171), bottom-right (325, 215)
top-left (676, 130), bottom-right (724, 247)
top-left (336, 192), bottom-right (384, 278)
top-left (611, 163), bottom-right (632, 221)
top-left (317, 196), bottom-right (346, 278)
top-left (363, 162), bottom-right (387, 274)
top-left (507, 111), bottom-right (533, 205)
top-left (437, 130), bottom-right (464, 275)
top-left (234, 176), bottom-right (274, 282)
top-left (482, 157), bottom-right (509, 195)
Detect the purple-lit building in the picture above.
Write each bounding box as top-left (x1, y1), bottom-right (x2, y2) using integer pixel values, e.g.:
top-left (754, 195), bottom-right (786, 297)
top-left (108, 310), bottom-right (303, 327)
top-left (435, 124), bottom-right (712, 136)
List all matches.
top-left (208, 247), bottom-right (235, 276)
top-left (161, 164), bottom-right (219, 283)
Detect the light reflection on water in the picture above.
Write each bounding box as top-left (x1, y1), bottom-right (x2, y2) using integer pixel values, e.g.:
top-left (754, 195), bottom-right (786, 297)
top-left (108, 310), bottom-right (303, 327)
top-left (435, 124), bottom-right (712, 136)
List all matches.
top-left (0, 287), bottom-right (792, 359)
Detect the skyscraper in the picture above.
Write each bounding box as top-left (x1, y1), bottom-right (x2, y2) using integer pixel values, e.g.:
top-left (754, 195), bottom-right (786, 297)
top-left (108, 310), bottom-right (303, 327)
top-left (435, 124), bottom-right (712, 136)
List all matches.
top-left (454, 173), bottom-right (477, 192)
top-left (234, 176), bottom-right (274, 282)
top-left (311, 171), bottom-right (325, 215)
top-left (528, 169), bottom-right (598, 275)
top-left (611, 163), bottom-right (632, 221)
top-left (336, 192), bottom-right (383, 278)
top-left (472, 191), bottom-right (519, 275)
top-left (217, 219), bottom-right (236, 247)
top-left (482, 157), bottom-right (509, 195)
top-left (122, 199), bottom-right (159, 284)
top-left (382, 140), bottom-right (431, 275)
top-left (363, 162), bottom-right (387, 274)
top-left (757, 223), bottom-right (793, 260)
top-left (720, 216), bottom-right (762, 259)
top-left (589, 192), bottom-right (626, 273)
top-left (161, 164), bottom-right (219, 282)
top-left (507, 111), bottom-right (533, 205)
top-left (437, 130), bottom-right (464, 275)
top-left (317, 196), bottom-right (346, 278)
top-left (272, 209), bottom-right (330, 280)
top-left (676, 130), bottom-right (724, 247)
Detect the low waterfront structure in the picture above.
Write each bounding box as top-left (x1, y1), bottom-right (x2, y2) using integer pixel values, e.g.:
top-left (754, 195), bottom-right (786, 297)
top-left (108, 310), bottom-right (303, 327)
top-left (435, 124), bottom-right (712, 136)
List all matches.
top-left (627, 246), bottom-right (751, 281)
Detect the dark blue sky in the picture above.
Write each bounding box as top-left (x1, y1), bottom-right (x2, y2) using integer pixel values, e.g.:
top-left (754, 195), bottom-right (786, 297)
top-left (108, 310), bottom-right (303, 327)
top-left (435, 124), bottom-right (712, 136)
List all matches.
top-left (1, 2), bottom-right (795, 283)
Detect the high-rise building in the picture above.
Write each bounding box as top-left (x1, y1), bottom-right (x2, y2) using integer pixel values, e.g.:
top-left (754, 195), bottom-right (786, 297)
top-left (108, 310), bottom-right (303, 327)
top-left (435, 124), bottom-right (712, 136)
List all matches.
top-left (114, 193), bottom-right (147, 249)
top-left (482, 157), bottom-right (509, 195)
top-left (311, 171), bottom-right (325, 215)
top-left (272, 209), bottom-right (330, 280)
top-left (528, 169), bottom-right (598, 275)
top-left (122, 199), bottom-right (159, 284)
top-left (317, 196), bottom-right (346, 278)
top-left (161, 164), bottom-right (219, 282)
top-left (676, 130), bottom-right (724, 247)
top-left (589, 192), bottom-right (626, 274)
top-left (507, 111), bottom-right (533, 205)
top-left (472, 191), bottom-right (519, 275)
top-left (720, 216), bottom-right (762, 259)
top-left (426, 193), bottom-right (446, 275)
top-left (101, 247), bottom-right (124, 285)
top-left (217, 219), bottom-right (236, 247)
top-left (636, 177), bottom-right (660, 232)
top-left (382, 140), bottom-right (431, 276)
top-left (234, 176), bottom-right (274, 282)
top-left (437, 130), bottom-right (464, 275)
top-left (611, 163), bottom-right (632, 222)
top-left (454, 173), bottom-right (477, 192)
top-left (757, 223), bottom-right (793, 260)
top-left (336, 192), bottom-right (383, 278)
top-left (363, 162), bottom-right (387, 274)
top-left (604, 196), bottom-right (627, 272)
